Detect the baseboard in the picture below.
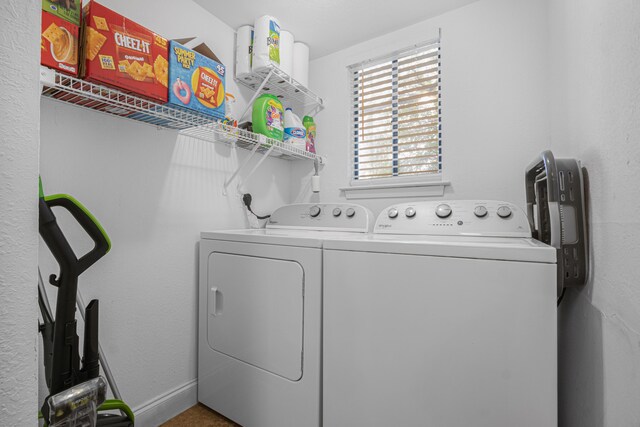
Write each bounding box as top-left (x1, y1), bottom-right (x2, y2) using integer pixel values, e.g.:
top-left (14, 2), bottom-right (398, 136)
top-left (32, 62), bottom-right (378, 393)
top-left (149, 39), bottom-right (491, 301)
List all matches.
top-left (133, 379), bottom-right (198, 427)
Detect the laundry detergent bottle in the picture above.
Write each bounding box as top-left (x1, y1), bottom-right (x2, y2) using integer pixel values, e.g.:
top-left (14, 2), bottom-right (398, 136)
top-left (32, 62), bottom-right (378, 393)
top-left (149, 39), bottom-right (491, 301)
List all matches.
top-left (284, 108), bottom-right (306, 151)
top-left (303, 115), bottom-right (316, 153)
top-left (252, 94), bottom-right (284, 141)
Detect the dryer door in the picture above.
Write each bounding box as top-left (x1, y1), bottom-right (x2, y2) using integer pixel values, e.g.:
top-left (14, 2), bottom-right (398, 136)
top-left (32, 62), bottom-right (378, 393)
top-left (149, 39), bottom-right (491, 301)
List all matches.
top-left (207, 252), bottom-right (304, 381)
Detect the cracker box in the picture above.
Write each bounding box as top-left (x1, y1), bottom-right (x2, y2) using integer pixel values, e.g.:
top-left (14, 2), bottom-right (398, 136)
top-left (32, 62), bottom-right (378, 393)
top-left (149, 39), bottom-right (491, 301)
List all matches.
top-left (42, 0), bottom-right (81, 25)
top-left (41, 11), bottom-right (80, 76)
top-left (81, 1), bottom-right (169, 102)
top-left (168, 40), bottom-right (226, 118)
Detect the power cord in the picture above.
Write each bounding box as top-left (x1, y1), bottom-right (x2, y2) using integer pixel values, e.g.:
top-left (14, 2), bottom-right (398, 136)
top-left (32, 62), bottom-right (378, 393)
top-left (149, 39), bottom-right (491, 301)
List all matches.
top-left (242, 193), bottom-right (271, 220)
top-left (557, 287), bottom-right (566, 307)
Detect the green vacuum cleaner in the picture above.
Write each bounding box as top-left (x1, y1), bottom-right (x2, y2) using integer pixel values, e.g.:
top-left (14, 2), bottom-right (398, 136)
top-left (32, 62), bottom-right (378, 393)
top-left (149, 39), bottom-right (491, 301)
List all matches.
top-left (38, 178), bottom-right (134, 427)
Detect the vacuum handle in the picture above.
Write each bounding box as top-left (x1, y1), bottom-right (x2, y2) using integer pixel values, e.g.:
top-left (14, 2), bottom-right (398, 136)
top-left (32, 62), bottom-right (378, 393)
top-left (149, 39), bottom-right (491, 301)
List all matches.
top-left (44, 194), bottom-right (111, 275)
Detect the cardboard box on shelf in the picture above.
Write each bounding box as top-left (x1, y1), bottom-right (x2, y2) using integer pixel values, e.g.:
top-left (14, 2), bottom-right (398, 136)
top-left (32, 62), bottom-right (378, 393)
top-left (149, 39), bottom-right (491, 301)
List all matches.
top-left (81, 1), bottom-right (169, 102)
top-left (42, 0), bottom-right (81, 26)
top-left (167, 39), bottom-right (226, 119)
top-left (41, 11), bottom-right (80, 76)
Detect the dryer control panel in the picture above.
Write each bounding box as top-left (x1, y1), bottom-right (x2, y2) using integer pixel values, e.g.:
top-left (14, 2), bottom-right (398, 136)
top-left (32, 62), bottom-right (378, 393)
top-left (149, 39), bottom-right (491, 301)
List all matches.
top-left (267, 204), bottom-right (375, 232)
top-left (375, 200), bottom-right (531, 237)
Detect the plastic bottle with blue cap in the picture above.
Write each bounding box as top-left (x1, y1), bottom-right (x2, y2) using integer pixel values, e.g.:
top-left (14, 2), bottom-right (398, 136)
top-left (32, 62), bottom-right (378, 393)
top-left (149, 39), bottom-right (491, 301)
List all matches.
top-left (283, 108), bottom-right (306, 151)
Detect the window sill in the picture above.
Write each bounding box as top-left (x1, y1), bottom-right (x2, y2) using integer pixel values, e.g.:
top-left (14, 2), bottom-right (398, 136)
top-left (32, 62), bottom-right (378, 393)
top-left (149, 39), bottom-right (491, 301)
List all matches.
top-left (340, 181), bottom-right (450, 200)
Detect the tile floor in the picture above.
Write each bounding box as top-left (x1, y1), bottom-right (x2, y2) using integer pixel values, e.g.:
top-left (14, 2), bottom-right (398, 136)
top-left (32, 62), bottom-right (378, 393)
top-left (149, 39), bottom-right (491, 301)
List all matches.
top-left (160, 404), bottom-right (239, 427)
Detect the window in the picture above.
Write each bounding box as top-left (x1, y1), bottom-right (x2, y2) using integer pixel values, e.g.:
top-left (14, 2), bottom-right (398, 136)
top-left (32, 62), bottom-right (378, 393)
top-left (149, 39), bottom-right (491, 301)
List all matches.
top-left (349, 39), bottom-right (441, 184)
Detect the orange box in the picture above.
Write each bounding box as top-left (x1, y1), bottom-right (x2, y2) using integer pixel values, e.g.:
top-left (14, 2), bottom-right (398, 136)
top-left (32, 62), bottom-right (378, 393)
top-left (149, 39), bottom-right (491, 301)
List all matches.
top-left (81, 1), bottom-right (168, 102)
top-left (41, 11), bottom-right (80, 76)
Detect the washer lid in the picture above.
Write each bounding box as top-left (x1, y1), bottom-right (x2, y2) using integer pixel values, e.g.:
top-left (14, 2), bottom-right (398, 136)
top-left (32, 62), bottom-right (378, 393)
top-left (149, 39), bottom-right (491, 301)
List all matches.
top-left (323, 234), bottom-right (557, 264)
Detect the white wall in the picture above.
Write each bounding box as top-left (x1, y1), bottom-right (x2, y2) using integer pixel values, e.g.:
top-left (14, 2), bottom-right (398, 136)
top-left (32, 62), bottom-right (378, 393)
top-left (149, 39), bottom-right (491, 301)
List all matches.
top-left (0, 1), bottom-right (40, 425)
top-left (291, 0), bottom-right (555, 214)
top-left (29, 0), bottom-right (640, 425)
top-left (38, 1), bottom-right (294, 425)
top-left (292, 0), bottom-right (640, 425)
top-left (549, 0), bottom-right (640, 425)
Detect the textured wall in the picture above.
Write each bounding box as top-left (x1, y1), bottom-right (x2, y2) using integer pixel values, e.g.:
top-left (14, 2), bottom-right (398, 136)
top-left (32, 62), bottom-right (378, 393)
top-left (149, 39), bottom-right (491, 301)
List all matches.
top-left (549, 0), bottom-right (640, 425)
top-left (0, 0), bottom-right (41, 425)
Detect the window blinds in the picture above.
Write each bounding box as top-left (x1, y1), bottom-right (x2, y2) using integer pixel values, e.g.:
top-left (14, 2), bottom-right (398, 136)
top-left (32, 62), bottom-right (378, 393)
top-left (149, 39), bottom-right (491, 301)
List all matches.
top-left (350, 39), bottom-right (441, 181)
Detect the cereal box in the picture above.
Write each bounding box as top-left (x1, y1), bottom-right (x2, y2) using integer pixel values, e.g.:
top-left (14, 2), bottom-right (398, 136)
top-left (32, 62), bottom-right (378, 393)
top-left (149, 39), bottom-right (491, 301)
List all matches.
top-left (42, 0), bottom-right (81, 26)
top-left (81, 1), bottom-right (168, 102)
top-left (167, 40), bottom-right (226, 119)
top-left (41, 11), bottom-right (80, 76)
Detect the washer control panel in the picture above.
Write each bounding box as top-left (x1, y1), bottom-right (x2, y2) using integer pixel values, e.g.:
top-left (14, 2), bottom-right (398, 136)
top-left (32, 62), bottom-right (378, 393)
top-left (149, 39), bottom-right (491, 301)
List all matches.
top-left (267, 203), bottom-right (375, 232)
top-left (376, 200), bottom-right (531, 237)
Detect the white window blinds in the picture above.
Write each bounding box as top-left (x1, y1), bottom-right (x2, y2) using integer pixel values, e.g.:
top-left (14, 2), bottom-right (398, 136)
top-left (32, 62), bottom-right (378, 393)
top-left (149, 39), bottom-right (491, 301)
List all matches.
top-left (350, 39), bottom-right (441, 181)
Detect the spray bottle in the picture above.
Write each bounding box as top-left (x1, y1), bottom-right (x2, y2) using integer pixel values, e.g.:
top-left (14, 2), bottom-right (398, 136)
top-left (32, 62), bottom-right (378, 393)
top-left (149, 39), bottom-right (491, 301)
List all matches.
top-left (303, 115), bottom-right (316, 153)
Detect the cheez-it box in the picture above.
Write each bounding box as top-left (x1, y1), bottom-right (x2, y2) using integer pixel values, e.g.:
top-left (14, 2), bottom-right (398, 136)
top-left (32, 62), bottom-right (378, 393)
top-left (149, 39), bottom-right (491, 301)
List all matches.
top-left (81, 1), bottom-right (168, 102)
top-left (41, 11), bottom-right (80, 76)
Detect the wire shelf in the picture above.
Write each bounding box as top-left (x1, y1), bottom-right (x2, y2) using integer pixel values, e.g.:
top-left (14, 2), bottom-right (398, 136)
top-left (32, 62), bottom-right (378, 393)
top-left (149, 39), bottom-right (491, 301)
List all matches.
top-left (235, 65), bottom-right (324, 117)
top-left (182, 122), bottom-right (324, 162)
top-left (39, 67), bottom-right (324, 163)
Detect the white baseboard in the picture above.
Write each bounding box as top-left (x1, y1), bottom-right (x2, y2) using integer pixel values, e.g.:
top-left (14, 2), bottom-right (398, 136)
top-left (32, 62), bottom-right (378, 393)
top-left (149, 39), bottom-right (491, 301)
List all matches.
top-left (133, 379), bottom-right (198, 427)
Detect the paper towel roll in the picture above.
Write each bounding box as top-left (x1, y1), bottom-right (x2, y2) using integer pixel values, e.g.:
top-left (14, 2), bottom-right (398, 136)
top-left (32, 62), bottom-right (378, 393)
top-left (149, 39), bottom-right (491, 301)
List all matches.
top-left (252, 15), bottom-right (281, 71)
top-left (292, 42), bottom-right (310, 88)
top-left (279, 30), bottom-right (294, 76)
top-left (235, 25), bottom-right (253, 78)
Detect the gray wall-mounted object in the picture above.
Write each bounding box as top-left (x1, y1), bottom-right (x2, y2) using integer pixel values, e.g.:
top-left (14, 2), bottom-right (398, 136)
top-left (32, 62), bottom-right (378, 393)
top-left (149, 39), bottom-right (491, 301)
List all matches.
top-left (526, 150), bottom-right (589, 291)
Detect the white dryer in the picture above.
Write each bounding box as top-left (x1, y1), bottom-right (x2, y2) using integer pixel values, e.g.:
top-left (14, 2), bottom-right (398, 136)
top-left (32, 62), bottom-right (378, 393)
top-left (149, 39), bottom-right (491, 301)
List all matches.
top-left (322, 200), bottom-right (558, 427)
top-left (198, 203), bottom-right (374, 427)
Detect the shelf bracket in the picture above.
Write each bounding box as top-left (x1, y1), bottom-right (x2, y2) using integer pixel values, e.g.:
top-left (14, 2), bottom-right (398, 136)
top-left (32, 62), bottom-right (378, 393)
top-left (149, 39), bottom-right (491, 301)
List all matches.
top-left (236, 143), bottom-right (276, 193)
top-left (305, 103), bottom-right (324, 118)
top-left (223, 140), bottom-right (262, 195)
top-left (237, 68), bottom-right (277, 123)
top-left (223, 136), bottom-right (275, 195)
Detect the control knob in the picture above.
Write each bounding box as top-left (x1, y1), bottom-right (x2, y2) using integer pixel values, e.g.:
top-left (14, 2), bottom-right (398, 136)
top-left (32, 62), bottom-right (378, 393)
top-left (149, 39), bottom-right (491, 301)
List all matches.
top-left (474, 206), bottom-right (488, 218)
top-left (388, 208), bottom-right (399, 219)
top-left (435, 204), bottom-right (452, 218)
top-left (310, 206), bottom-right (321, 217)
top-left (332, 208), bottom-right (342, 217)
top-left (496, 206), bottom-right (512, 218)
top-left (405, 207), bottom-right (416, 218)
top-left (346, 208), bottom-right (356, 218)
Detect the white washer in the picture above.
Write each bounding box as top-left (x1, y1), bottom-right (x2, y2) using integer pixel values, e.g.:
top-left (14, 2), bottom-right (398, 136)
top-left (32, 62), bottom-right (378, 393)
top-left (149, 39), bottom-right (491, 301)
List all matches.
top-left (322, 200), bottom-right (558, 427)
top-left (198, 203), bottom-right (374, 427)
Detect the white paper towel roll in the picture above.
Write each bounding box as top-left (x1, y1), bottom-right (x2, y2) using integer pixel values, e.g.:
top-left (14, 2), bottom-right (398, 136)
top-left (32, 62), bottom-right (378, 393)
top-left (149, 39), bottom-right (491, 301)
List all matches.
top-left (252, 15), bottom-right (281, 71)
top-left (235, 25), bottom-right (253, 78)
top-left (279, 30), bottom-right (294, 76)
top-left (292, 42), bottom-right (310, 88)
